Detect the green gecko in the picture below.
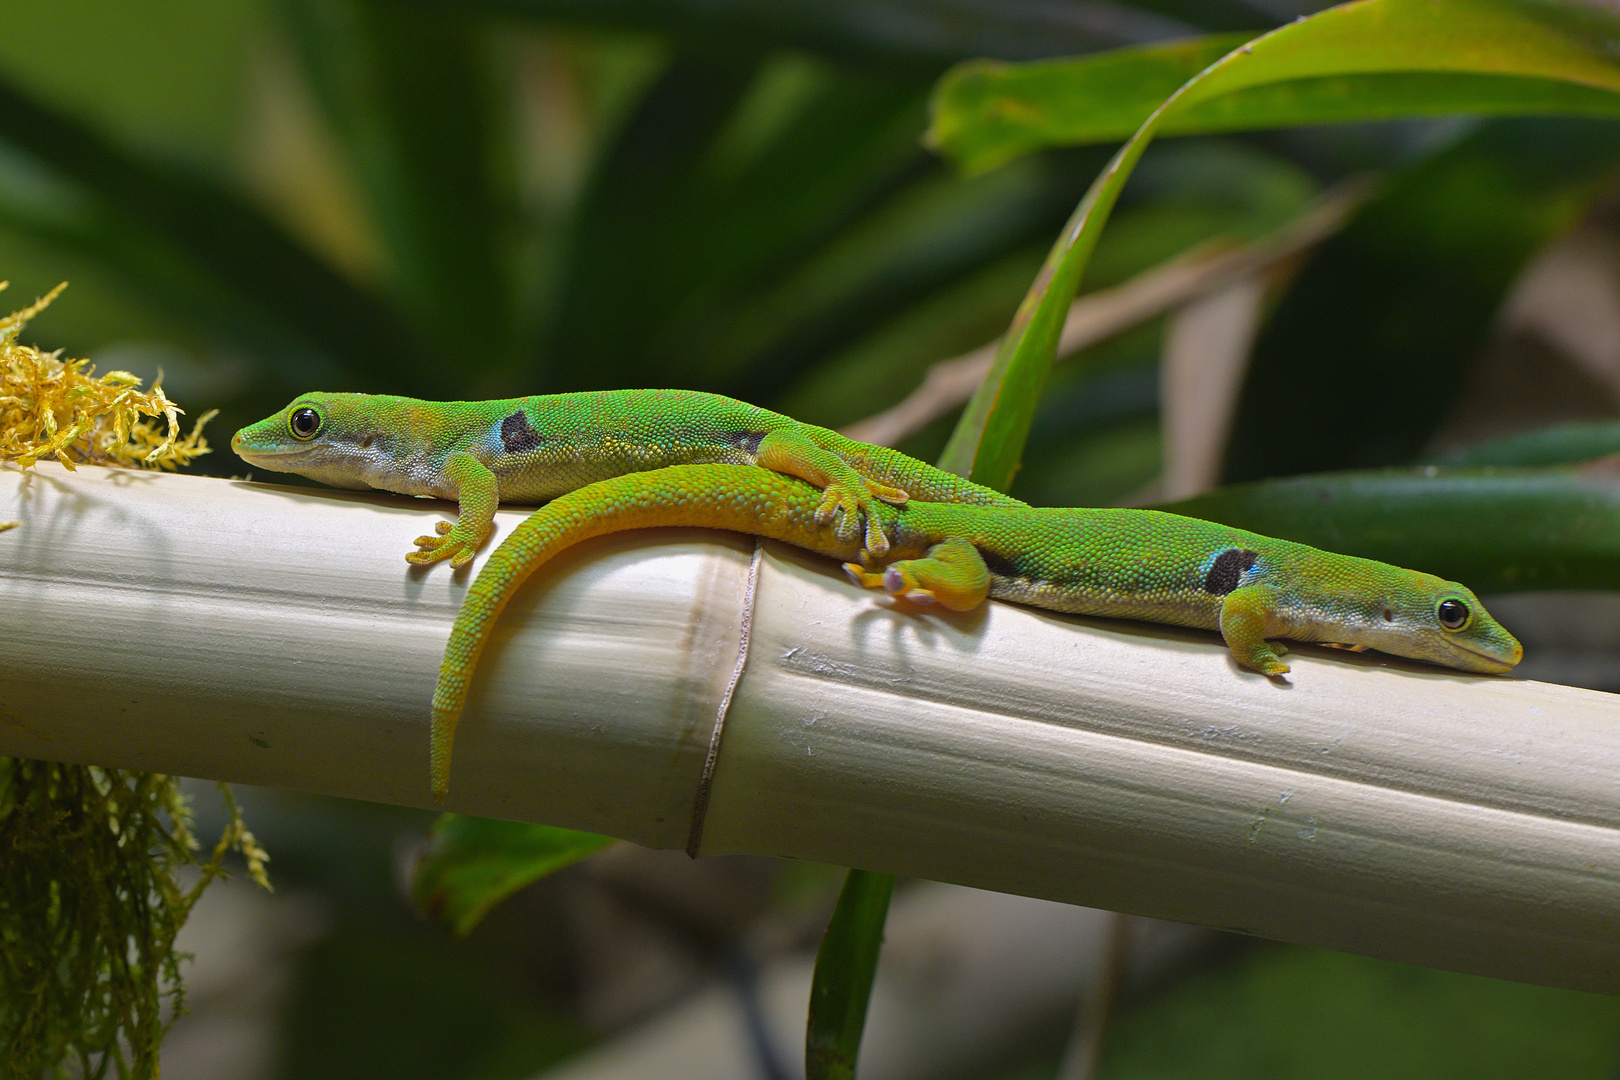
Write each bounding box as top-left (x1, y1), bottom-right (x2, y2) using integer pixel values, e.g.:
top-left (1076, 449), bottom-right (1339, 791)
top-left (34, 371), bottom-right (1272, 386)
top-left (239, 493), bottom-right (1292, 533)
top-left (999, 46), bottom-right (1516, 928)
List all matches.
top-left (427, 463), bottom-right (1522, 800)
top-left (231, 389), bottom-right (1022, 562)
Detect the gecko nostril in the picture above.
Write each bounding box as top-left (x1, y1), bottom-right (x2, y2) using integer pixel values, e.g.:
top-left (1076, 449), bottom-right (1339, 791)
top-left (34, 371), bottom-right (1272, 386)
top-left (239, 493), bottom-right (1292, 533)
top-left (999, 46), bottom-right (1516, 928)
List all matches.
top-left (361, 434), bottom-right (375, 449)
top-left (1383, 608), bottom-right (1394, 622)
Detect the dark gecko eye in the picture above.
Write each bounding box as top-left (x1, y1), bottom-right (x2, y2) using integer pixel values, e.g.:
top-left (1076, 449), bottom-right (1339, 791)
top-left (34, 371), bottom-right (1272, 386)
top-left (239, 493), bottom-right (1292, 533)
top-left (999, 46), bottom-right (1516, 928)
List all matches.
top-left (1437, 599), bottom-right (1470, 630)
top-left (289, 407), bottom-right (322, 440)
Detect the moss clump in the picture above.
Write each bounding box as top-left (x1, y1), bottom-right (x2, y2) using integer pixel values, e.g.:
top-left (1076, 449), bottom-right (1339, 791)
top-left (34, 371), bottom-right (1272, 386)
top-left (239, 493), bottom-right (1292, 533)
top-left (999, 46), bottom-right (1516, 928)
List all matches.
top-left (0, 283), bottom-right (266, 1077)
top-left (0, 282), bottom-right (213, 471)
top-left (0, 763), bottom-right (269, 1078)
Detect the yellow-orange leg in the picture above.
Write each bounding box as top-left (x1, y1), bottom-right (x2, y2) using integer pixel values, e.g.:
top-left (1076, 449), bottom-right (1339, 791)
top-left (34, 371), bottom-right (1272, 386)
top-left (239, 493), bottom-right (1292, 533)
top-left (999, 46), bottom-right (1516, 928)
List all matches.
top-left (843, 536), bottom-right (990, 612)
top-left (755, 431), bottom-right (907, 555)
top-left (408, 452), bottom-right (498, 568)
top-left (1218, 584), bottom-right (1291, 675)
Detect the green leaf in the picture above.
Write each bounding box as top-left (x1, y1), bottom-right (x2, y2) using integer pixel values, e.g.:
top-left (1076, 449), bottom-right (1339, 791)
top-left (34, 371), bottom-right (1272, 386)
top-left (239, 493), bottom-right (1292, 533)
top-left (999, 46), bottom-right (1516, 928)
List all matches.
top-left (279, 0), bottom-right (514, 376)
top-left (927, 34), bottom-right (1253, 173)
top-left (411, 814), bottom-right (614, 937)
top-left (1159, 463), bottom-right (1620, 593)
top-left (930, 43), bottom-right (1620, 173)
top-left (936, 0), bottom-right (1620, 492)
top-left (805, 869), bottom-right (895, 1080)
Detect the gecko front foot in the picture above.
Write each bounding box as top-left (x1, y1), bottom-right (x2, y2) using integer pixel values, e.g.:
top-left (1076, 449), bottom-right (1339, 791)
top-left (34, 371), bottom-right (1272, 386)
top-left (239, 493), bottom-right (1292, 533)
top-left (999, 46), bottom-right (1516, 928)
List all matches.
top-left (408, 518), bottom-right (490, 569)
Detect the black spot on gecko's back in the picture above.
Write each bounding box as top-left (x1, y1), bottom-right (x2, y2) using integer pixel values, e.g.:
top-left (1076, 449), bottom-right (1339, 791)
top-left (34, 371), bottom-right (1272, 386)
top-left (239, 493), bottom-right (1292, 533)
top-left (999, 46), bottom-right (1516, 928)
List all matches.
top-left (501, 411), bottom-right (543, 454)
top-left (1203, 548), bottom-right (1258, 596)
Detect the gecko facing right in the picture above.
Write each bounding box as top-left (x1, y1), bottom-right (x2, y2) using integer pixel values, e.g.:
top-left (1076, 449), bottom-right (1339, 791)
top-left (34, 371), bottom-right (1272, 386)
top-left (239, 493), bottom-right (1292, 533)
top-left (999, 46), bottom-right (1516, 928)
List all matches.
top-left (427, 463), bottom-right (1522, 800)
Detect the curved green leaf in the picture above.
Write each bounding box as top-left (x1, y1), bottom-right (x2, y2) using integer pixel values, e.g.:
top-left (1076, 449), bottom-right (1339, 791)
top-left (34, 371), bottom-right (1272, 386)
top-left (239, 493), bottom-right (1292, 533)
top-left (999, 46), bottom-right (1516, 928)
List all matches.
top-left (927, 34), bottom-right (1251, 173)
top-left (806, 869), bottom-right (895, 1080)
top-left (936, 0), bottom-right (1620, 491)
top-left (1160, 464), bottom-right (1620, 593)
top-left (931, 46), bottom-right (1620, 174)
top-left (411, 814), bottom-right (614, 937)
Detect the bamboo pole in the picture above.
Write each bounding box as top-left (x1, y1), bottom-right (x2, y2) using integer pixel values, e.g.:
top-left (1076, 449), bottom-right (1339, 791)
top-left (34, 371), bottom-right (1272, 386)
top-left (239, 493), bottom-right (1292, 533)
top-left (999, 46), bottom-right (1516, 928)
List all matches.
top-left (2, 462), bottom-right (1617, 992)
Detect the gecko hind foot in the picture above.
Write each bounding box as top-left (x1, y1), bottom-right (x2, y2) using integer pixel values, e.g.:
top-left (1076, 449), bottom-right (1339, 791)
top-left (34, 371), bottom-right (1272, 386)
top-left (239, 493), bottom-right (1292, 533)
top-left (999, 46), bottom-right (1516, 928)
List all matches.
top-left (815, 483), bottom-right (890, 555)
top-left (843, 563), bottom-right (885, 590)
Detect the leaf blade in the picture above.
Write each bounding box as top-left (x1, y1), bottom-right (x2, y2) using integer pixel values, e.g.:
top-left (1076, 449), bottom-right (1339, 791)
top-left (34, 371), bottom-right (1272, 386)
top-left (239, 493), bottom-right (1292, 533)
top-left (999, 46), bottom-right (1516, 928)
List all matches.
top-left (411, 814), bottom-right (615, 937)
top-left (927, 34), bottom-right (1253, 173)
top-left (805, 869), bottom-right (896, 1080)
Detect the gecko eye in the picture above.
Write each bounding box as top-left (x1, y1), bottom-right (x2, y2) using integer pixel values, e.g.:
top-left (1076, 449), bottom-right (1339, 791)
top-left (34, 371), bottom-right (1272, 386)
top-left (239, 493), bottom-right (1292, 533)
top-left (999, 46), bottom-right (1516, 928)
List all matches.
top-left (1437, 599), bottom-right (1470, 631)
top-left (289, 407), bottom-right (322, 440)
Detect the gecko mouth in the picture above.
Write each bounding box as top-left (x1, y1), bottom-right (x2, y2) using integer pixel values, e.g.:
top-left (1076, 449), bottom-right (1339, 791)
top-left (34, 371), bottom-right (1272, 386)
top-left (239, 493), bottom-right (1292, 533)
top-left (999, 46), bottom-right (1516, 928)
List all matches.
top-left (1443, 636), bottom-right (1522, 673)
top-left (230, 433), bottom-right (316, 461)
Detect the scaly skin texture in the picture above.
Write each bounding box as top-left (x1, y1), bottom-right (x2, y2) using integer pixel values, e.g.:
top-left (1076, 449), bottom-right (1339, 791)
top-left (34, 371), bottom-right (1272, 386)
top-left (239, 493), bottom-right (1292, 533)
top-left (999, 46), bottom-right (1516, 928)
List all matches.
top-left (231, 389), bottom-right (1023, 564)
top-left (428, 464), bottom-right (1522, 799)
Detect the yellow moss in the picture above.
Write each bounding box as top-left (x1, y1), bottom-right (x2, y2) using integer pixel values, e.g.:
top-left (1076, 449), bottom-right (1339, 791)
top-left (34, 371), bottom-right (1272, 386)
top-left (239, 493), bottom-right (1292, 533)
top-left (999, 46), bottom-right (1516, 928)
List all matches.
top-left (0, 282), bottom-right (215, 471)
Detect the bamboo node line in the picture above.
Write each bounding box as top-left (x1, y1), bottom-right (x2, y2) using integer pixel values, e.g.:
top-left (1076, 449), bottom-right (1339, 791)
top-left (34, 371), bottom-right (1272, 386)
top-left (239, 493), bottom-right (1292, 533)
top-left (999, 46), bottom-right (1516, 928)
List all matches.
top-left (687, 538), bottom-right (765, 857)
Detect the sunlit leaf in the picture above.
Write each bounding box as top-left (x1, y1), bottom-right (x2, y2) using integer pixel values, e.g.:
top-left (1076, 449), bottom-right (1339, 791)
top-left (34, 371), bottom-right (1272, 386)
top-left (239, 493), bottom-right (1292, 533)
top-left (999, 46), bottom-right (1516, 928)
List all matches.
top-left (928, 34), bottom-right (1251, 173)
top-left (930, 39), bottom-right (1620, 173)
top-left (411, 814), bottom-right (614, 937)
top-left (936, 0), bottom-right (1620, 492)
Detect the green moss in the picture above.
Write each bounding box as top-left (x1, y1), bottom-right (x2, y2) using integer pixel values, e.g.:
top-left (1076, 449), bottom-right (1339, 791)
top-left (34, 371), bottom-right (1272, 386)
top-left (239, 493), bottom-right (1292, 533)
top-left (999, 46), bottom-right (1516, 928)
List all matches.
top-left (0, 761), bottom-right (268, 1079)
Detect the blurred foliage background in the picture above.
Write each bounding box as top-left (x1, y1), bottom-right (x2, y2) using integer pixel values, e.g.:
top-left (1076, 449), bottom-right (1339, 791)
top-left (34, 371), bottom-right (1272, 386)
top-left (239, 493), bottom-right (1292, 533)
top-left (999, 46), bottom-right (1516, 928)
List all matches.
top-left (3, 0), bottom-right (1619, 1076)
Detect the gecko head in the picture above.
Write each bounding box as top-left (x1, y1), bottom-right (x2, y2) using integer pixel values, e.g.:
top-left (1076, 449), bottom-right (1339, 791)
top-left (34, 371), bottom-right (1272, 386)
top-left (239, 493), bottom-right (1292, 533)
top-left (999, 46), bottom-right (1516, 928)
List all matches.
top-left (1371, 573), bottom-right (1522, 674)
top-left (232, 392), bottom-right (407, 490)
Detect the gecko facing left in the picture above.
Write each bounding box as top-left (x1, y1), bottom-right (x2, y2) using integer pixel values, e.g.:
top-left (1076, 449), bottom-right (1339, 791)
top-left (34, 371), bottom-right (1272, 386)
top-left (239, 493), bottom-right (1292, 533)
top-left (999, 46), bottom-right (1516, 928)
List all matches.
top-left (425, 463), bottom-right (1522, 800)
top-left (231, 389), bottom-right (1023, 561)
